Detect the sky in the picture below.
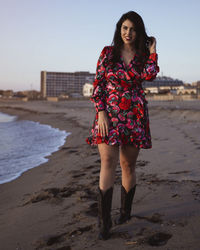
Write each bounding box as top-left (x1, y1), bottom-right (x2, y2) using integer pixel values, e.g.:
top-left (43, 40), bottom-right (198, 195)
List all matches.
top-left (0, 0), bottom-right (200, 91)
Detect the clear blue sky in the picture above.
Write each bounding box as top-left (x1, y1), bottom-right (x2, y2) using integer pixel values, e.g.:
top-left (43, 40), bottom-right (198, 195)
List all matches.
top-left (0, 0), bottom-right (200, 91)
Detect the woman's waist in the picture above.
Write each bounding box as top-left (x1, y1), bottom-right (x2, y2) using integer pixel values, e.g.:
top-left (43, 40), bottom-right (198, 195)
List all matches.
top-left (105, 86), bottom-right (144, 95)
top-left (106, 80), bottom-right (142, 90)
top-left (105, 87), bottom-right (148, 104)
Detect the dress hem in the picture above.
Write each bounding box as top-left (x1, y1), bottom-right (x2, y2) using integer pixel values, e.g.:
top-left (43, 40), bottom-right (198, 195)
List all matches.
top-left (85, 138), bottom-right (152, 149)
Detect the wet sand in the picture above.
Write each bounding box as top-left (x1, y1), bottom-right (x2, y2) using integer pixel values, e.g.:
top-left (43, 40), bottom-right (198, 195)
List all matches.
top-left (0, 99), bottom-right (200, 250)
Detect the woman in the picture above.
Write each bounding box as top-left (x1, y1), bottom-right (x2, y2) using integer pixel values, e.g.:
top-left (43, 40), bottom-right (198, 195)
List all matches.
top-left (86, 11), bottom-right (159, 240)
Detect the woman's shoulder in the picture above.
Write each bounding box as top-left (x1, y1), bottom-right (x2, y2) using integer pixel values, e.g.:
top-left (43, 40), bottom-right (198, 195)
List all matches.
top-left (104, 45), bottom-right (114, 49)
top-left (101, 45), bottom-right (114, 55)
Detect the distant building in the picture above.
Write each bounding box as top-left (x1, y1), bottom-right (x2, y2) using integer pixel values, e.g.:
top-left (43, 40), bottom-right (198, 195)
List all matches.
top-left (197, 82), bottom-right (200, 97)
top-left (19, 90), bottom-right (41, 100)
top-left (171, 86), bottom-right (196, 95)
top-left (41, 71), bottom-right (95, 98)
top-left (144, 87), bottom-right (159, 94)
top-left (143, 76), bottom-right (184, 88)
top-left (143, 76), bottom-right (184, 94)
top-left (83, 83), bottom-right (93, 97)
top-left (1, 90), bottom-right (14, 98)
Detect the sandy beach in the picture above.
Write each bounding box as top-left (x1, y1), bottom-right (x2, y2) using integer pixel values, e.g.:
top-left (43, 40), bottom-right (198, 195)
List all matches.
top-left (0, 99), bottom-right (200, 250)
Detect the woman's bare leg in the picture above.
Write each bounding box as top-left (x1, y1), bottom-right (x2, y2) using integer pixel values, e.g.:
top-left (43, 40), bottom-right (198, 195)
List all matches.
top-left (98, 143), bottom-right (119, 192)
top-left (120, 144), bottom-right (140, 192)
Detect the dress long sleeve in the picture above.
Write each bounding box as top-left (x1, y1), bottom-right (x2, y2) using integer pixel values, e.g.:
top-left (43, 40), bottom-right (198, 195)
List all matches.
top-left (140, 53), bottom-right (160, 81)
top-left (90, 46), bottom-right (108, 112)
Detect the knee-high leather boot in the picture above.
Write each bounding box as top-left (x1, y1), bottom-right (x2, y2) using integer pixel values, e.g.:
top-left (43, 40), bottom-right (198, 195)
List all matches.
top-left (115, 184), bottom-right (136, 225)
top-left (98, 186), bottom-right (113, 240)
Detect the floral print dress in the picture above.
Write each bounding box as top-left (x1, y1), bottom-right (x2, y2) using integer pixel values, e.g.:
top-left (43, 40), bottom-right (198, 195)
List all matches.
top-left (86, 45), bottom-right (159, 149)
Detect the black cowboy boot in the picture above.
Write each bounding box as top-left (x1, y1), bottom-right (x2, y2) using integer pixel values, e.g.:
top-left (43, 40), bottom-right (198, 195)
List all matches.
top-left (115, 184), bottom-right (136, 225)
top-left (98, 186), bottom-right (113, 240)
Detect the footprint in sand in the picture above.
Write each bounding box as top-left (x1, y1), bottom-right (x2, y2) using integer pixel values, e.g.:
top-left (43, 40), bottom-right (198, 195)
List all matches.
top-left (168, 170), bottom-right (190, 175)
top-left (33, 232), bottom-right (69, 249)
top-left (22, 185), bottom-right (84, 206)
top-left (136, 160), bottom-right (150, 167)
top-left (92, 169), bottom-right (99, 174)
top-left (95, 159), bottom-right (101, 163)
top-left (134, 213), bottom-right (164, 224)
top-left (78, 188), bottom-right (97, 201)
top-left (33, 225), bottom-right (93, 249)
top-left (84, 202), bottom-right (98, 217)
top-left (84, 165), bottom-right (95, 170)
top-left (72, 173), bottom-right (86, 178)
top-left (91, 152), bottom-right (98, 155)
top-left (146, 232), bottom-right (172, 246)
top-left (110, 230), bottom-right (132, 240)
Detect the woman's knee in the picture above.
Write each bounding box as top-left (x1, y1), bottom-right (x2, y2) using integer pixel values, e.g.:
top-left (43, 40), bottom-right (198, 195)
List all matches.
top-left (101, 155), bottom-right (118, 169)
top-left (120, 160), bottom-right (136, 174)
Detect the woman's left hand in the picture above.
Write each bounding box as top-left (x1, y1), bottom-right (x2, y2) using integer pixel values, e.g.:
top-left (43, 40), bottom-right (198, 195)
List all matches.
top-left (149, 36), bottom-right (157, 54)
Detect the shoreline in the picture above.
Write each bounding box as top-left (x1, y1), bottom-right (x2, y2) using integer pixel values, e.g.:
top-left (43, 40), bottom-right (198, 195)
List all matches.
top-left (0, 104), bottom-right (86, 184)
top-left (0, 100), bottom-right (200, 249)
top-left (0, 110), bottom-right (70, 185)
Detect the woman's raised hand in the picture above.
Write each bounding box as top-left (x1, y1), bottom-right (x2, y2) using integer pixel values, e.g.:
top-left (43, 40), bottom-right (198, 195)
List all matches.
top-left (98, 111), bottom-right (109, 137)
top-left (148, 36), bottom-right (157, 54)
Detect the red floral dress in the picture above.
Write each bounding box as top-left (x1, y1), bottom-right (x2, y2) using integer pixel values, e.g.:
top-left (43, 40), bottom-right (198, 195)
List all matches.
top-left (86, 45), bottom-right (159, 149)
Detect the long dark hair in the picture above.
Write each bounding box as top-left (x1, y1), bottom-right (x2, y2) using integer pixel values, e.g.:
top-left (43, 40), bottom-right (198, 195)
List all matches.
top-left (110, 11), bottom-right (152, 68)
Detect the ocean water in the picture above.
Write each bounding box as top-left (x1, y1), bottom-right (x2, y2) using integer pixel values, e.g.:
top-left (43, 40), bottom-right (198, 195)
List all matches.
top-left (0, 112), bottom-right (70, 184)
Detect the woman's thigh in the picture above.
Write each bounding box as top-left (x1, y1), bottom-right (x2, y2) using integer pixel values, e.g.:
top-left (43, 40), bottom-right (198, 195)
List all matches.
top-left (98, 143), bottom-right (119, 166)
top-left (120, 144), bottom-right (140, 167)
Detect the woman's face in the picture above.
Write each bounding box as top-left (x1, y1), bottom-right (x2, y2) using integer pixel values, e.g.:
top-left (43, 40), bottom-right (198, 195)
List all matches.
top-left (121, 19), bottom-right (136, 45)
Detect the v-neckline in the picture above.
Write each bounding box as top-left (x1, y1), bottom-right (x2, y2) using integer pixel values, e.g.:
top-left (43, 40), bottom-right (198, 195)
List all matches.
top-left (120, 53), bottom-right (138, 68)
